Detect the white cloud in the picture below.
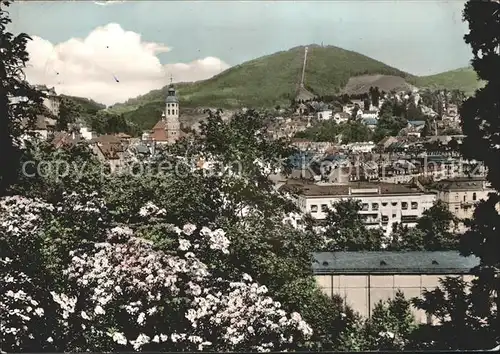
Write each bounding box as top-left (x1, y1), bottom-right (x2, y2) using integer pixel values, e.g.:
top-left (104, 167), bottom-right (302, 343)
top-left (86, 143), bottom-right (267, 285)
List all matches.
top-left (25, 23), bottom-right (231, 106)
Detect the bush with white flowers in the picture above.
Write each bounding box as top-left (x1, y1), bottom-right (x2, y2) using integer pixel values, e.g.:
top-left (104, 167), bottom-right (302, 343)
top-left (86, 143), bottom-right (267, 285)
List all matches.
top-left (0, 196), bottom-right (312, 352)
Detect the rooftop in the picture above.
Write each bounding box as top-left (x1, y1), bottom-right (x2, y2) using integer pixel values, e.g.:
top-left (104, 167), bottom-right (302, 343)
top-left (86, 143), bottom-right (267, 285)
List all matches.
top-left (431, 177), bottom-right (490, 192)
top-left (312, 251), bottom-right (479, 275)
top-left (280, 181), bottom-right (424, 197)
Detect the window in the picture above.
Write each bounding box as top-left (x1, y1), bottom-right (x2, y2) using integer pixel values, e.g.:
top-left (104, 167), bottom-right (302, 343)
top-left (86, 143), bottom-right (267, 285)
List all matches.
top-left (321, 204), bottom-right (328, 212)
top-left (392, 214), bottom-right (396, 218)
top-left (361, 203), bottom-right (369, 211)
top-left (401, 202), bottom-right (408, 210)
top-left (371, 203), bottom-right (379, 211)
top-left (382, 202), bottom-right (388, 207)
top-left (463, 195), bottom-right (466, 202)
top-left (310, 205), bottom-right (318, 213)
top-left (168, 109), bottom-right (171, 115)
top-left (391, 201), bottom-right (398, 207)
top-left (473, 192), bottom-right (477, 201)
top-left (411, 202), bottom-right (418, 210)
top-left (455, 193), bottom-right (459, 200)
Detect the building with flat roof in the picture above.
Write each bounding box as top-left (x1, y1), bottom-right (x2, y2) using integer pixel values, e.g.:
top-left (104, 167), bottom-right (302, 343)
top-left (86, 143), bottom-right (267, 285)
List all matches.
top-left (313, 251), bottom-right (479, 323)
top-left (281, 182), bottom-right (436, 235)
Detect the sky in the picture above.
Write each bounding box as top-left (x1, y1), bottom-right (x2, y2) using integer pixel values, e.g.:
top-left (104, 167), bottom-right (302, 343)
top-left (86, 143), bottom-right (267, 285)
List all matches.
top-left (9, 0), bottom-right (472, 106)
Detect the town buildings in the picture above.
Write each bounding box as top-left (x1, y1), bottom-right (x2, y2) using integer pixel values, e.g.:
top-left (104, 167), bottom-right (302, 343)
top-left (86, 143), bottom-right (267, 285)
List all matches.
top-left (90, 135), bottom-right (128, 172)
top-left (281, 182), bottom-right (436, 235)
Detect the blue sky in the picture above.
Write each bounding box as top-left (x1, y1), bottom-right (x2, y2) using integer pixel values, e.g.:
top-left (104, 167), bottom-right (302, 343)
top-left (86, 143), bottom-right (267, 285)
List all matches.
top-left (9, 1), bottom-right (472, 104)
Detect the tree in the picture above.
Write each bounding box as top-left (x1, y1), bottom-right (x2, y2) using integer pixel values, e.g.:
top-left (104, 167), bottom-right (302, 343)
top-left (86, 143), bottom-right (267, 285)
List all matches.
top-left (363, 97), bottom-right (370, 111)
top-left (369, 86), bottom-right (381, 108)
top-left (0, 0), bottom-right (44, 195)
top-left (388, 222), bottom-right (426, 251)
top-left (322, 199), bottom-right (385, 251)
top-left (88, 110), bottom-right (131, 135)
top-left (416, 201), bottom-right (459, 251)
top-left (459, 0), bottom-right (500, 341)
top-left (351, 104), bottom-right (360, 120)
top-left (406, 101), bottom-right (426, 122)
top-left (0, 195), bottom-right (315, 352)
top-left (341, 121), bottom-right (372, 144)
top-left (56, 98), bottom-right (81, 131)
top-left (26, 108), bottom-right (355, 350)
top-left (389, 201), bottom-right (459, 251)
top-left (410, 276), bottom-right (496, 350)
top-left (363, 291), bottom-right (416, 350)
top-left (387, 201), bottom-right (459, 251)
top-left (295, 120), bottom-right (340, 141)
top-left (373, 99), bottom-right (408, 139)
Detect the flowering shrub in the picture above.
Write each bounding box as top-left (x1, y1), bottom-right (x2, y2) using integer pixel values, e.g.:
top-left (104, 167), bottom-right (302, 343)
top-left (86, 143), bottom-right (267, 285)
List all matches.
top-left (0, 196), bottom-right (312, 352)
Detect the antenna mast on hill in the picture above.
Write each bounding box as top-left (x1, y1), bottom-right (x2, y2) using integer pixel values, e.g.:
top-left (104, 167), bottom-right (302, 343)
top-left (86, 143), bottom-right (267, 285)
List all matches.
top-left (169, 74), bottom-right (173, 85)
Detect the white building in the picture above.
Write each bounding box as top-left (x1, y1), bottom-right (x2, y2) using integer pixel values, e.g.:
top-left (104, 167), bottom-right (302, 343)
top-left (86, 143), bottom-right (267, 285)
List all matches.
top-left (432, 178), bottom-right (496, 220)
top-left (361, 110), bottom-right (379, 120)
top-left (343, 104), bottom-right (355, 114)
top-left (333, 112), bottom-right (350, 124)
top-left (79, 126), bottom-right (95, 140)
top-left (283, 182), bottom-right (436, 235)
top-left (343, 141), bottom-right (376, 153)
top-left (317, 110), bottom-right (333, 120)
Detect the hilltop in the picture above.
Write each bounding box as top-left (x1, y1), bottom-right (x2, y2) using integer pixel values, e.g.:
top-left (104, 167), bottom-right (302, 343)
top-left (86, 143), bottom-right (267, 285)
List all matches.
top-left (112, 45), bottom-right (411, 112)
top-left (108, 45), bottom-right (482, 130)
top-left (61, 95), bottom-right (106, 118)
top-left (412, 67), bottom-right (484, 96)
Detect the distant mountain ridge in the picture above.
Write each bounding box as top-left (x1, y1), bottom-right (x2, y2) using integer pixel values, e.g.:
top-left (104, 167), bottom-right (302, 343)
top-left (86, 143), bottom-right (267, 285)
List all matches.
top-left (105, 44), bottom-right (481, 129)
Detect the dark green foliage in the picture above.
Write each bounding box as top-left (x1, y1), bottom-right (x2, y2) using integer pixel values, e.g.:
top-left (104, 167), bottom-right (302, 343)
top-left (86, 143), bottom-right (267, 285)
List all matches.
top-left (388, 201), bottom-right (459, 251)
top-left (60, 94), bottom-right (105, 116)
top-left (0, 0), bottom-right (44, 195)
top-left (10, 140), bottom-right (106, 203)
top-left (56, 97), bottom-right (81, 131)
top-left (295, 120), bottom-right (341, 142)
top-left (88, 110), bottom-right (138, 136)
top-left (410, 276), bottom-right (496, 350)
top-left (363, 98), bottom-right (370, 111)
top-left (322, 199), bottom-right (385, 251)
top-left (363, 291), bottom-right (416, 350)
top-left (340, 121), bottom-right (373, 144)
top-left (372, 99), bottom-right (408, 141)
top-left (459, 0), bottom-right (500, 342)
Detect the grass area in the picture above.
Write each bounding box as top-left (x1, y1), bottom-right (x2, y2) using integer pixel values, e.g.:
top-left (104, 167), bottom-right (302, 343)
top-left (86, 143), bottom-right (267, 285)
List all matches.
top-left (412, 67), bottom-right (485, 96)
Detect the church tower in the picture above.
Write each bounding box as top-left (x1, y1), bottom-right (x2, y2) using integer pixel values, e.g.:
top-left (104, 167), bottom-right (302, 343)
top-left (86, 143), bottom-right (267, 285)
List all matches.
top-left (164, 80), bottom-right (180, 144)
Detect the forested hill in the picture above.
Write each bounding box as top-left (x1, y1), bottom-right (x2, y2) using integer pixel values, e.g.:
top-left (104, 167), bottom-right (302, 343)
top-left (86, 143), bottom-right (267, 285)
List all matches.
top-left (100, 45), bottom-right (481, 130)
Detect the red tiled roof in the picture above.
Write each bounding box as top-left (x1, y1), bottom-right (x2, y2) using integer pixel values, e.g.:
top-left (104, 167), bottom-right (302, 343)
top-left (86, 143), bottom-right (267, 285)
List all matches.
top-left (152, 120), bottom-right (167, 130)
top-left (51, 132), bottom-right (80, 148)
